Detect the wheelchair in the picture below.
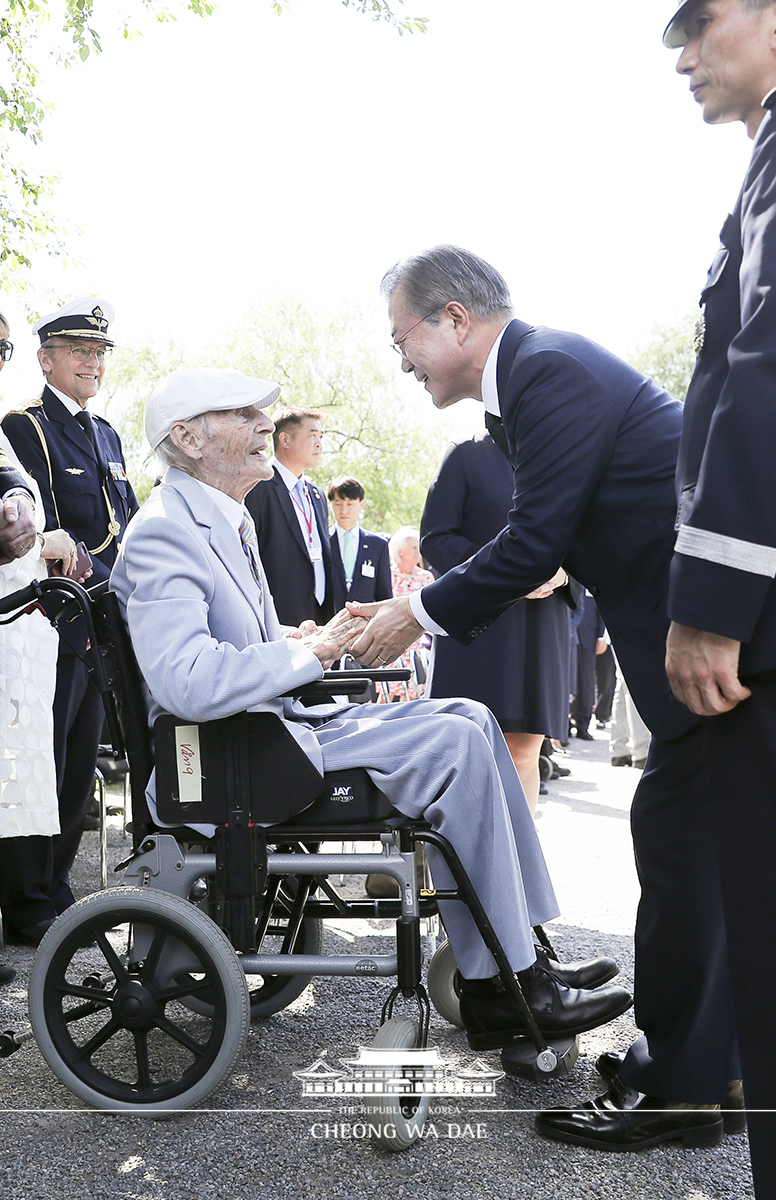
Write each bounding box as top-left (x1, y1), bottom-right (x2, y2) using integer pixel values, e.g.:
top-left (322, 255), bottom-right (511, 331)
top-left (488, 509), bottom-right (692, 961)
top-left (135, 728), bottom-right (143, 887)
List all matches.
top-left (0, 576), bottom-right (578, 1150)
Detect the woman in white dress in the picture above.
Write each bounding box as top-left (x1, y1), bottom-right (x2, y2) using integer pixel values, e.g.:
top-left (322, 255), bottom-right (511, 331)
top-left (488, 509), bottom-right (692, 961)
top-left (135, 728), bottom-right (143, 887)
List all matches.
top-left (0, 311), bottom-right (82, 983)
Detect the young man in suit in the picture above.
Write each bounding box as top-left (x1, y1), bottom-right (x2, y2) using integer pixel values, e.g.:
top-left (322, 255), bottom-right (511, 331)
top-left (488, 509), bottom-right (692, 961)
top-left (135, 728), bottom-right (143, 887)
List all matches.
top-left (662, 3), bottom-right (776, 1193)
top-left (350, 245), bottom-right (740, 1149)
top-left (2, 297), bottom-right (138, 945)
top-left (327, 475), bottom-right (392, 612)
top-left (111, 366), bottom-right (631, 1054)
top-left (244, 407), bottom-right (332, 627)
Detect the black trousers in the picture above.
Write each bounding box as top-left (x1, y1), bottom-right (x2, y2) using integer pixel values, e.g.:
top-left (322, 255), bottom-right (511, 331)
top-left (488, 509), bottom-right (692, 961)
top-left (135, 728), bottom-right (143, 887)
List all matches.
top-left (705, 682), bottom-right (776, 1200)
top-left (620, 723), bottom-right (739, 1102)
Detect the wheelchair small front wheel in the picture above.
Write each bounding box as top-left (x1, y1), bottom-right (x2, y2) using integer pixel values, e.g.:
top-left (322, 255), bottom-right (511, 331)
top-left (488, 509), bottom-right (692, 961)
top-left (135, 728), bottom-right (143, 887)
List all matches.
top-left (29, 887), bottom-right (250, 1112)
top-left (427, 938), bottom-right (463, 1029)
top-left (369, 1017), bottom-right (432, 1152)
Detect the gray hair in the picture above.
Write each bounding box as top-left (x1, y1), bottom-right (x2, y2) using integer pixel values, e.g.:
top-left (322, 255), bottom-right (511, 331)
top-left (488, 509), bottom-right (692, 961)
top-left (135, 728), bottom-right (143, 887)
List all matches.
top-left (380, 245), bottom-right (513, 324)
top-left (154, 413), bottom-right (211, 474)
top-left (389, 525), bottom-right (420, 568)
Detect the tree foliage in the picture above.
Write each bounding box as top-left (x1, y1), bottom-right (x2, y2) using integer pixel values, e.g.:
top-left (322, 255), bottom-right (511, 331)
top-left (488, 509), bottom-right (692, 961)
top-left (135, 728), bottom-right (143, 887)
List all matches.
top-left (629, 310), bottom-right (699, 403)
top-left (0, 0), bottom-right (426, 288)
top-left (104, 297), bottom-right (457, 531)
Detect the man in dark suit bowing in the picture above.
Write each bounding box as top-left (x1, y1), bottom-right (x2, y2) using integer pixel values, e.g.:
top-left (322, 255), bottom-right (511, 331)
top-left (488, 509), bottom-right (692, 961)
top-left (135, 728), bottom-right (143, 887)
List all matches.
top-left (350, 245), bottom-right (739, 1150)
top-left (327, 475), bottom-right (392, 611)
top-left (245, 407), bottom-right (333, 627)
top-left (2, 296), bottom-right (138, 944)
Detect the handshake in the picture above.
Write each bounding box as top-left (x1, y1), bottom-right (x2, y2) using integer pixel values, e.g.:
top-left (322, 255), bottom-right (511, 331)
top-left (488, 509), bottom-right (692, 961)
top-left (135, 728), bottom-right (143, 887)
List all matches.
top-left (286, 596), bottom-right (422, 670)
top-left (286, 567), bottom-right (568, 669)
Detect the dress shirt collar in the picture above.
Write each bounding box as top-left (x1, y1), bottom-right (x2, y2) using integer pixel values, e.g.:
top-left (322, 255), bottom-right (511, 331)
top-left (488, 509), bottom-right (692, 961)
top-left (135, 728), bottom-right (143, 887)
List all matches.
top-left (186, 476), bottom-right (245, 533)
top-left (274, 458), bottom-right (305, 493)
top-left (481, 324), bottom-right (510, 417)
top-left (47, 383), bottom-right (88, 418)
top-left (335, 522), bottom-right (360, 555)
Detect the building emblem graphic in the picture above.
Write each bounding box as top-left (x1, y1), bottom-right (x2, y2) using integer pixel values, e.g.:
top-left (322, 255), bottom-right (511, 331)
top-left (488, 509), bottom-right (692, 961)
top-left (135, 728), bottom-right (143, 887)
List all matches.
top-left (294, 1047), bottom-right (504, 1097)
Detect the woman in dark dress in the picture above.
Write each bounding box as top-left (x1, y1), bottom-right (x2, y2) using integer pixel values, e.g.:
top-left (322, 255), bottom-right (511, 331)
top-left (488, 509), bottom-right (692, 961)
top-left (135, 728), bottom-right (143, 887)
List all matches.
top-left (421, 430), bottom-right (571, 812)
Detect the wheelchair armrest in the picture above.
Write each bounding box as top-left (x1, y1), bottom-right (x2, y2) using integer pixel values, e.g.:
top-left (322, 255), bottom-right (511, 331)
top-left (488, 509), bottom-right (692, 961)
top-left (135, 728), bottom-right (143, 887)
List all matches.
top-left (283, 668), bottom-right (411, 700)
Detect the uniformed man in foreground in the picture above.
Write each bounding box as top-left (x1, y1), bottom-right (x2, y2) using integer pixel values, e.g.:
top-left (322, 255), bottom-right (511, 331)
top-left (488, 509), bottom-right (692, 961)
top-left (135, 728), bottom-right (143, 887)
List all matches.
top-left (661, 3), bottom-right (776, 1195)
top-left (2, 297), bottom-right (138, 944)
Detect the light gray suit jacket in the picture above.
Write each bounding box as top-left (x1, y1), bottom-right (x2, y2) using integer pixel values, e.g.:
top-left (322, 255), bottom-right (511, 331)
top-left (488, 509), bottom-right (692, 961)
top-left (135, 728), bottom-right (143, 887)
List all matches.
top-left (110, 467), bottom-right (334, 774)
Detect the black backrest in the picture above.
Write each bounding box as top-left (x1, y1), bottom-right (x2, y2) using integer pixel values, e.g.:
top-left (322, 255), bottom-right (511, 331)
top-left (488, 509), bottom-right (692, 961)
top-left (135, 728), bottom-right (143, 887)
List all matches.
top-left (90, 590), bottom-right (156, 844)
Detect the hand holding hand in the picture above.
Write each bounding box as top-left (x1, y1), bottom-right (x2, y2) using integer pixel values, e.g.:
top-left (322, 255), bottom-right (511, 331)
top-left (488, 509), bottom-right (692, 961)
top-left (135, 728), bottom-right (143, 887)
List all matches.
top-left (302, 608), bottom-right (369, 668)
top-left (526, 567), bottom-right (568, 600)
top-left (346, 596), bottom-right (423, 667)
top-left (286, 619), bottom-right (320, 640)
top-left (665, 622), bottom-right (751, 715)
top-left (0, 495), bottom-right (37, 565)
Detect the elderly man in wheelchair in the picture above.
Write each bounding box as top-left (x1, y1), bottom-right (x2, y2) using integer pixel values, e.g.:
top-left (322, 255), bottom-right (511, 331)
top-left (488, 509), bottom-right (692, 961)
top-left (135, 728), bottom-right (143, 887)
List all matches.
top-left (21, 367), bottom-right (630, 1133)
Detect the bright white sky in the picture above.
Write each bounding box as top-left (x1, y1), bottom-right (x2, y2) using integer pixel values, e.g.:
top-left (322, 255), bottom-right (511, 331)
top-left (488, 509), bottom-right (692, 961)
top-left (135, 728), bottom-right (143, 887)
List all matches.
top-left (0, 0), bottom-right (755, 414)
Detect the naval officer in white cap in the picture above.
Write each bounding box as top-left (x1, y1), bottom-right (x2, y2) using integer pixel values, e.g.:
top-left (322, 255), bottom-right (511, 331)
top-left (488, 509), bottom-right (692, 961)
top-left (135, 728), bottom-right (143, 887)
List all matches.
top-left (1, 296), bottom-right (138, 945)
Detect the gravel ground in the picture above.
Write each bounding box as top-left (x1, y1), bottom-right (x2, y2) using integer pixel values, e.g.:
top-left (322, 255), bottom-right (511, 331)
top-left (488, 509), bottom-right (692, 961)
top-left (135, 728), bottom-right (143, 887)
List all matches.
top-left (0, 731), bottom-right (754, 1199)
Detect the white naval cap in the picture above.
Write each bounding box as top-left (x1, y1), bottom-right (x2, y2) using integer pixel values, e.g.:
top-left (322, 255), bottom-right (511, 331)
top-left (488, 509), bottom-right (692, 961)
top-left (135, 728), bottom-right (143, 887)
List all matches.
top-left (33, 296), bottom-right (116, 346)
top-left (144, 367), bottom-right (281, 449)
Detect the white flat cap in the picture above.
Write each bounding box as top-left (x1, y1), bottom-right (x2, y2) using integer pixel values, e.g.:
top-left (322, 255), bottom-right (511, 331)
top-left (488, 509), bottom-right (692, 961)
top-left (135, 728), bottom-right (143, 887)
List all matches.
top-left (145, 367), bottom-right (281, 449)
top-left (663, 2), bottom-right (693, 48)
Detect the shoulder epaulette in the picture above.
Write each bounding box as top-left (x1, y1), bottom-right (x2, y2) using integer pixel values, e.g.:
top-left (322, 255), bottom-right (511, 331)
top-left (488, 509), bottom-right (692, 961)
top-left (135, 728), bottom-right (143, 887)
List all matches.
top-left (7, 397), bottom-right (44, 414)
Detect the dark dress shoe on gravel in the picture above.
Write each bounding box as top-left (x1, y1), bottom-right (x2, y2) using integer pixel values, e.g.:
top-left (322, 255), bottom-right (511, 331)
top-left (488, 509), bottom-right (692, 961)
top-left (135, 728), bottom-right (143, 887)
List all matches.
top-left (610, 755), bottom-right (632, 767)
top-left (0, 962), bottom-right (16, 986)
top-left (536, 1083), bottom-right (724, 1151)
top-left (534, 945), bottom-right (619, 990)
top-left (596, 1049), bottom-right (746, 1134)
top-left (575, 728), bottom-right (594, 741)
top-left (459, 965), bottom-right (632, 1051)
top-left (5, 919), bottom-right (55, 948)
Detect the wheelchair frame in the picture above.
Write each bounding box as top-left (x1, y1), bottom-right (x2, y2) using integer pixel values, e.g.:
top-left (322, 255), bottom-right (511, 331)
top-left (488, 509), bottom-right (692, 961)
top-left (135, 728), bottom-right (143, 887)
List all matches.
top-left (0, 576), bottom-right (576, 1149)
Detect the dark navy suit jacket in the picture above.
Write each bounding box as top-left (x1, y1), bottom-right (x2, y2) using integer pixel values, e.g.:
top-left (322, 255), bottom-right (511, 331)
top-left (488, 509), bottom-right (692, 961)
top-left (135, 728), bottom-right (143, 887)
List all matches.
top-left (245, 466), bottom-right (333, 627)
top-left (329, 525), bottom-right (392, 612)
top-left (669, 99), bottom-right (776, 677)
top-left (420, 319), bottom-right (694, 741)
top-left (2, 385), bottom-right (137, 587)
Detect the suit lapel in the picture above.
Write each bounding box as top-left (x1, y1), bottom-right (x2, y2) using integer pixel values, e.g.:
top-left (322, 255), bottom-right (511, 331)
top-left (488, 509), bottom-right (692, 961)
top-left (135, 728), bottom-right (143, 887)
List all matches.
top-left (42, 387), bottom-right (98, 466)
top-left (273, 468), bottom-right (310, 558)
top-left (167, 469), bottom-right (269, 638)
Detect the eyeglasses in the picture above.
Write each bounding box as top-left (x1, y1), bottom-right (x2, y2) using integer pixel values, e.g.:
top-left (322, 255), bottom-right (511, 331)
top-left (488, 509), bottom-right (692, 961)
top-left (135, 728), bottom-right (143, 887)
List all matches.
top-left (0, 340), bottom-right (13, 362)
top-left (46, 342), bottom-right (111, 363)
top-left (391, 309), bottom-right (440, 357)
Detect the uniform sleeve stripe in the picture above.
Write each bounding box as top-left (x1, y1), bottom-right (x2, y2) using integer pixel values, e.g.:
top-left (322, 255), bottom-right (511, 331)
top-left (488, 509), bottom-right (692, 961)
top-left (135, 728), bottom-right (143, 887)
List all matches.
top-left (675, 525), bottom-right (776, 578)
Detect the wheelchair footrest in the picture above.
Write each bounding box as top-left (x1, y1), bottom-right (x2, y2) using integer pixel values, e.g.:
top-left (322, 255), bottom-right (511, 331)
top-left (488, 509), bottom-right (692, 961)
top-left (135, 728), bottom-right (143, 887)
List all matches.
top-left (500, 1035), bottom-right (579, 1081)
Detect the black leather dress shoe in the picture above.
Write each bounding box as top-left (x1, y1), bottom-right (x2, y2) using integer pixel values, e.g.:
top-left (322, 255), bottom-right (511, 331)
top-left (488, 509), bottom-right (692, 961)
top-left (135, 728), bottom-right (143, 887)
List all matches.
top-left (575, 728), bottom-right (595, 741)
top-left (536, 1076), bottom-right (723, 1151)
top-left (596, 1049), bottom-right (746, 1135)
top-left (5, 919), bottom-right (55, 948)
top-left (459, 966), bottom-right (632, 1051)
top-left (0, 961), bottom-right (16, 986)
top-left (534, 945), bottom-right (619, 989)
top-left (611, 755), bottom-right (632, 767)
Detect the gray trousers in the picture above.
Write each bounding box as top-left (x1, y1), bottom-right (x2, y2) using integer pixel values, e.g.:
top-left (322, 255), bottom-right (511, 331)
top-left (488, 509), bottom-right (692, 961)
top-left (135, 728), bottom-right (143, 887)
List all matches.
top-left (314, 696), bottom-right (559, 978)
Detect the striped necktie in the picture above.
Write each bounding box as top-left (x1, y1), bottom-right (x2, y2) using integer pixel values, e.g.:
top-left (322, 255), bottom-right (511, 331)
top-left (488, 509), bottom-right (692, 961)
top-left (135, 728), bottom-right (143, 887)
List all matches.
top-left (238, 511), bottom-right (264, 607)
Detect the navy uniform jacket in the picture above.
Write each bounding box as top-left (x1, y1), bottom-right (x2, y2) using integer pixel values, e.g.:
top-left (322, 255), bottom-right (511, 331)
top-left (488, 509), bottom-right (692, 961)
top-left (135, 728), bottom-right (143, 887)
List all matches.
top-left (329, 526), bottom-right (392, 611)
top-left (420, 319), bottom-right (694, 741)
top-left (2, 385), bottom-right (138, 588)
top-left (669, 97), bottom-right (776, 677)
top-left (245, 466), bottom-right (333, 627)
top-left (0, 450), bottom-right (33, 499)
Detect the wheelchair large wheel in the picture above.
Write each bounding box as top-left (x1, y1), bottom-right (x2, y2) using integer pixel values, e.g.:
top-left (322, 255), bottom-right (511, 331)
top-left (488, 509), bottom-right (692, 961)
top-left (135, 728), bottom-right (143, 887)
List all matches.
top-left (369, 1017), bottom-right (432, 1152)
top-left (29, 887), bottom-right (250, 1112)
top-left (427, 938), bottom-right (464, 1030)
